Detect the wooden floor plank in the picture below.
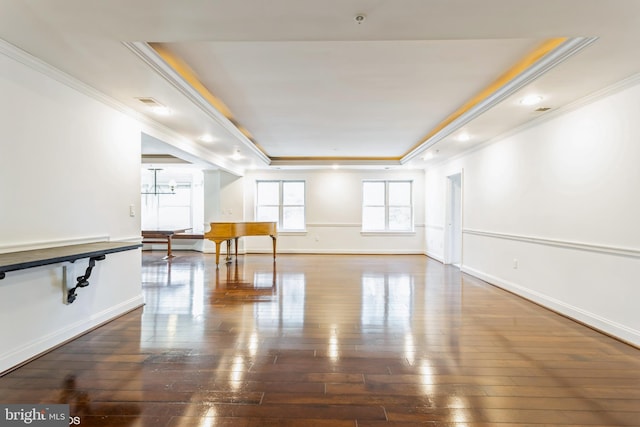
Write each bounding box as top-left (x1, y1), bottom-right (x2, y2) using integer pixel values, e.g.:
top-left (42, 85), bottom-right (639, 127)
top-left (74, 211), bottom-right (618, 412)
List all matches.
top-left (1, 252), bottom-right (639, 426)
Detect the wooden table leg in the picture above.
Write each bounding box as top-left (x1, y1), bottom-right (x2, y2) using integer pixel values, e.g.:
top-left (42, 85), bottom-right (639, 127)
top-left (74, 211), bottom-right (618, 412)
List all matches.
top-left (163, 235), bottom-right (175, 259)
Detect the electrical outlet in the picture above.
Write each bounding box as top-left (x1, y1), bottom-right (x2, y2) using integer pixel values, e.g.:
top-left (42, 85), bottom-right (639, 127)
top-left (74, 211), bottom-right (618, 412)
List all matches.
top-left (513, 258), bottom-right (519, 269)
top-left (129, 205), bottom-right (135, 217)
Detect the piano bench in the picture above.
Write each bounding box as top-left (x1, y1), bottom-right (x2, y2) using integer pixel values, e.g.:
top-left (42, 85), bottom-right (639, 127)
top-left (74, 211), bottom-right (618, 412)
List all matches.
top-left (173, 234), bottom-right (204, 240)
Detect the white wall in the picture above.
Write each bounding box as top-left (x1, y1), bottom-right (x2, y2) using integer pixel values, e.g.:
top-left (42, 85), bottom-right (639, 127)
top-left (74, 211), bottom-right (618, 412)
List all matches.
top-left (197, 170), bottom-right (223, 253)
top-left (242, 169), bottom-right (426, 254)
top-left (425, 78), bottom-right (640, 346)
top-left (220, 171), bottom-right (245, 222)
top-left (0, 43), bottom-right (143, 372)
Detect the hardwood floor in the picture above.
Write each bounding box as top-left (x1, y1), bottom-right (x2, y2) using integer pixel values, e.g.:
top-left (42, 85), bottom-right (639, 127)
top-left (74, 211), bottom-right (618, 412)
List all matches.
top-left (1, 252), bottom-right (639, 426)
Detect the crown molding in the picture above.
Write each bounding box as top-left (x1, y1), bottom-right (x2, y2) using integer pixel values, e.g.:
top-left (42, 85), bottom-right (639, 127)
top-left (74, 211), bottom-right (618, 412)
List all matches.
top-left (0, 39), bottom-right (140, 119)
top-left (0, 38), bottom-right (246, 176)
top-left (402, 36), bottom-right (599, 164)
top-left (431, 71), bottom-right (640, 168)
top-left (124, 41), bottom-right (271, 165)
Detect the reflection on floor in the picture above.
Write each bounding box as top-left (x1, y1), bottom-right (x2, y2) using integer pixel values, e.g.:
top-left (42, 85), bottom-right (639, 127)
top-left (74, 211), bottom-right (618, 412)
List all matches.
top-left (1, 252), bottom-right (639, 426)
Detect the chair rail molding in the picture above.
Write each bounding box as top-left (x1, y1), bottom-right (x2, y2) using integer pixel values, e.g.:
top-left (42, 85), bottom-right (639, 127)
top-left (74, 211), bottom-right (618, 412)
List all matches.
top-left (464, 229), bottom-right (640, 258)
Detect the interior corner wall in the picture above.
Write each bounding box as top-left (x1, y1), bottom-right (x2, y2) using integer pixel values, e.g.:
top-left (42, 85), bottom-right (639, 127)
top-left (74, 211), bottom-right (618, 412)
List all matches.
top-left (197, 170), bottom-right (222, 253)
top-left (425, 80), bottom-right (640, 346)
top-left (220, 171), bottom-right (245, 222)
top-left (241, 169), bottom-right (426, 254)
top-left (0, 45), bottom-right (143, 373)
top-left (192, 169), bottom-right (243, 253)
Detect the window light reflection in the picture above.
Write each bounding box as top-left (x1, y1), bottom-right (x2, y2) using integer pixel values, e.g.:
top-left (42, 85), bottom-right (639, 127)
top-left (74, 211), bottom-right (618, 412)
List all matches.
top-left (191, 269), bottom-right (205, 316)
top-left (419, 360), bottom-right (434, 394)
top-left (229, 355), bottom-right (245, 388)
top-left (361, 273), bottom-right (413, 328)
top-left (328, 327), bottom-right (339, 361)
top-left (248, 331), bottom-right (259, 356)
top-left (404, 333), bottom-right (415, 365)
top-left (198, 407), bottom-right (217, 427)
top-left (167, 314), bottom-right (178, 338)
top-left (253, 272), bottom-right (306, 327)
top-left (451, 406), bottom-right (469, 424)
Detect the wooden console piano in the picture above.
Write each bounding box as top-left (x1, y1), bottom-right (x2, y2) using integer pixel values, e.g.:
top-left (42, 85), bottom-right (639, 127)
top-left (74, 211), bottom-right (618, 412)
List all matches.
top-left (204, 222), bottom-right (277, 267)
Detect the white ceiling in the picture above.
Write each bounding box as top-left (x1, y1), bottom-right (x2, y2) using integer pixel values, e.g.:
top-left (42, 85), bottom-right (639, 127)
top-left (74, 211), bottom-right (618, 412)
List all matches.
top-left (2, 0), bottom-right (640, 172)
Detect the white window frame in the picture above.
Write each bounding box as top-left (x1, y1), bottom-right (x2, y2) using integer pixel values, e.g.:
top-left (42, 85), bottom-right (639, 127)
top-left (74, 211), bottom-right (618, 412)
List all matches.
top-left (256, 180), bottom-right (306, 231)
top-left (362, 180), bottom-right (414, 232)
top-left (141, 168), bottom-right (201, 231)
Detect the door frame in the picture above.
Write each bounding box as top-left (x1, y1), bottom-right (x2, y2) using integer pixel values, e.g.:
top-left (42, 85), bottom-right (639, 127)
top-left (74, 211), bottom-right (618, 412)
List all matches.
top-left (444, 170), bottom-right (463, 267)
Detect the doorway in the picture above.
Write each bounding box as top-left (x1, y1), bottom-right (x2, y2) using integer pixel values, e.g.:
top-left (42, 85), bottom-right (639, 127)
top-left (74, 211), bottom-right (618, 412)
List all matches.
top-left (445, 172), bottom-right (462, 267)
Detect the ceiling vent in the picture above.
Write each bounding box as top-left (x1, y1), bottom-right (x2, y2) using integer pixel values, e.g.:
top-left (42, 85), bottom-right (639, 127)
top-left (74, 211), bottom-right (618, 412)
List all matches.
top-left (136, 97), bottom-right (162, 106)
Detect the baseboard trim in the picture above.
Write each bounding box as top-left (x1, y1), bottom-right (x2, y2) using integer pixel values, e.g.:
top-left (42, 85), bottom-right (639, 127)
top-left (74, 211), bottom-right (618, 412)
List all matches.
top-left (425, 251), bottom-right (444, 263)
top-left (0, 296), bottom-right (145, 375)
top-left (143, 249), bottom-right (427, 256)
top-left (246, 249), bottom-right (426, 255)
top-left (461, 265), bottom-right (640, 348)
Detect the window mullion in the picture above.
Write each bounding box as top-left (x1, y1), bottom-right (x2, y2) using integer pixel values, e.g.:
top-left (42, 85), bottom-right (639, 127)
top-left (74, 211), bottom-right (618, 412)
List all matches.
top-left (385, 181), bottom-right (390, 231)
top-left (279, 181), bottom-right (284, 229)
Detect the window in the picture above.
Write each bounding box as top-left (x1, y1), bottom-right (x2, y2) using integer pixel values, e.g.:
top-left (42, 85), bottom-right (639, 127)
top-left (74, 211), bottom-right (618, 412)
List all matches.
top-left (362, 180), bottom-right (413, 231)
top-left (256, 180), bottom-right (305, 231)
top-left (141, 168), bottom-right (204, 232)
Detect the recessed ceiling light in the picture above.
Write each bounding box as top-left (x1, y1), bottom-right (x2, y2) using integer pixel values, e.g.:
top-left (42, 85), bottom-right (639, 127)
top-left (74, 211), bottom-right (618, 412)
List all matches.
top-left (457, 132), bottom-right (471, 142)
top-left (332, 164), bottom-right (339, 170)
top-left (231, 149), bottom-right (243, 160)
top-left (520, 95), bottom-right (543, 106)
top-left (199, 134), bottom-right (215, 143)
top-left (151, 106), bottom-right (172, 115)
top-left (423, 152), bottom-right (434, 160)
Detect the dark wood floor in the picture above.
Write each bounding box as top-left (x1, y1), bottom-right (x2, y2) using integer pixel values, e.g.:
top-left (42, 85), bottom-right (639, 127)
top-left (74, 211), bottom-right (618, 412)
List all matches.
top-left (2, 252), bottom-right (639, 426)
